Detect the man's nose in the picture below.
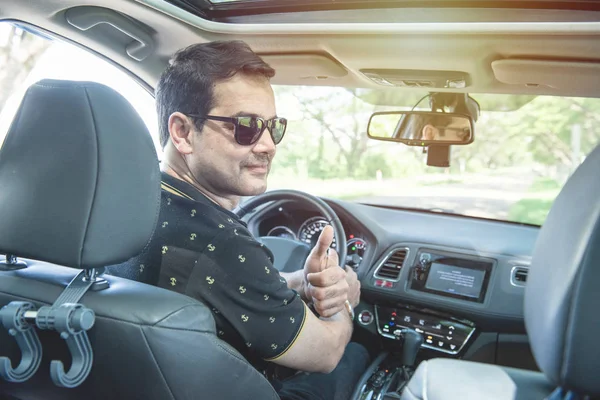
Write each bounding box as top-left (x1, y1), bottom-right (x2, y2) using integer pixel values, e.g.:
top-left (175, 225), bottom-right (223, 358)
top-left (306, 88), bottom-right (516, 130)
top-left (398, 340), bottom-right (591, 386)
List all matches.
top-left (253, 128), bottom-right (276, 156)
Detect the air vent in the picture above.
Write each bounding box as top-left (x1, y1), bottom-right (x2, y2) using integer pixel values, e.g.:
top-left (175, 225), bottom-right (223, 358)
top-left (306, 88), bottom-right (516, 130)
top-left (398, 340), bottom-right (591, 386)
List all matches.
top-left (511, 266), bottom-right (529, 286)
top-left (374, 248), bottom-right (408, 282)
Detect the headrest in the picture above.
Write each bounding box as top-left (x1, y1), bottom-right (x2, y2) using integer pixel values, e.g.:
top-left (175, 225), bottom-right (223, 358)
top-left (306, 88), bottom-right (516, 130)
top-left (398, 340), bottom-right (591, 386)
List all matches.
top-left (525, 143), bottom-right (600, 396)
top-left (0, 80), bottom-right (160, 269)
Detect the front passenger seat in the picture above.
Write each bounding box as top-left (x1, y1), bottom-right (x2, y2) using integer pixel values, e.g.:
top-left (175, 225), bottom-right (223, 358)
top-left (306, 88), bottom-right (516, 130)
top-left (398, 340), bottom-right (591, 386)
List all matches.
top-left (0, 79), bottom-right (279, 400)
top-left (402, 143), bottom-right (600, 399)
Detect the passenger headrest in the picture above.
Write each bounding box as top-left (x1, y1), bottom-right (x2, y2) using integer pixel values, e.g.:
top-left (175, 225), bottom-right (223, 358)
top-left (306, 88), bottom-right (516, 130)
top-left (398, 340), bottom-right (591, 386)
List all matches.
top-left (0, 79), bottom-right (160, 269)
top-left (525, 143), bottom-right (600, 396)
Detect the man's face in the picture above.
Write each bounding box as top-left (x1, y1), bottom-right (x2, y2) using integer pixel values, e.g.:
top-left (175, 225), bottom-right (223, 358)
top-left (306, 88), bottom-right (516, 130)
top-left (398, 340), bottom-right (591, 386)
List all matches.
top-left (187, 73), bottom-right (277, 198)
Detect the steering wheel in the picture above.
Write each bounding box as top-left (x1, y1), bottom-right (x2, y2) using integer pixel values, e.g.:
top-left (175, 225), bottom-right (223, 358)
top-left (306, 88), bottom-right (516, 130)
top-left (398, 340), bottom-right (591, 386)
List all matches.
top-left (236, 189), bottom-right (347, 273)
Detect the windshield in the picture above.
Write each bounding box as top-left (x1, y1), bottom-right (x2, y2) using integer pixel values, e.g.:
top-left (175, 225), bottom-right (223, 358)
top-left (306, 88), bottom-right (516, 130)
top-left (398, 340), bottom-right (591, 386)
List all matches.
top-left (1, 25), bottom-right (597, 227)
top-left (269, 86), bottom-right (600, 226)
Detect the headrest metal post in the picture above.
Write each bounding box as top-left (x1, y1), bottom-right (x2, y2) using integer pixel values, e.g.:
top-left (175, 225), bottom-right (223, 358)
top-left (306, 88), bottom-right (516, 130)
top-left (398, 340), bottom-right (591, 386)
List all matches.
top-left (0, 254), bottom-right (27, 271)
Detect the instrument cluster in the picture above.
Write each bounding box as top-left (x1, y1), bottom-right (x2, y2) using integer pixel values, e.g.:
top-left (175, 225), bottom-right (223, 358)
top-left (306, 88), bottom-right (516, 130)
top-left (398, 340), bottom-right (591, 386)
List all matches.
top-left (266, 216), bottom-right (368, 269)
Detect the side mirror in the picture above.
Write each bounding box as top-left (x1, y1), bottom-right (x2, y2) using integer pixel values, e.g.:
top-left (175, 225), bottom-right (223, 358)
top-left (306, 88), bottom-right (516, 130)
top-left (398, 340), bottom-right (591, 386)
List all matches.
top-left (367, 111), bottom-right (474, 146)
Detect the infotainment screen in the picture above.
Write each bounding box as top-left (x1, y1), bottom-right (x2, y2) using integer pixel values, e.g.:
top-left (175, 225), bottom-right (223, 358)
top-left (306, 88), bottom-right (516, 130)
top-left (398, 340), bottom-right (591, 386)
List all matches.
top-left (409, 250), bottom-right (494, 303)
top-left (425, 262), bottom-right (486, 299)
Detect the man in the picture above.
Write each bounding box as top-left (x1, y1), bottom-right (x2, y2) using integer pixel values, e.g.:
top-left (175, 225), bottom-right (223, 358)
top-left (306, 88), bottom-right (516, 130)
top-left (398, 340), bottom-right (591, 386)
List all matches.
top-left (394, 114), bottom-right (439, 141)
top-left (152, 40), bottom-right (368, 399)
top-left (421, 122), bottom-right (438, 141)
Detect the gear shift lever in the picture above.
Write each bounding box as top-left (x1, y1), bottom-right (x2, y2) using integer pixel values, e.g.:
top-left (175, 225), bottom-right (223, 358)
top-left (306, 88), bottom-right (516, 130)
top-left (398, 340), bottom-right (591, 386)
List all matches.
top-left (400, 328), bottom-right (423, 368)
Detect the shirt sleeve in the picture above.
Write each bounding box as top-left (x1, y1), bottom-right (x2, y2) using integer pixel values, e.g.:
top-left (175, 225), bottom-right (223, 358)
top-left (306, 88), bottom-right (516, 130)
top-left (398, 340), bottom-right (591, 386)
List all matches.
top-left (186, 226), bottom-right (307, 360)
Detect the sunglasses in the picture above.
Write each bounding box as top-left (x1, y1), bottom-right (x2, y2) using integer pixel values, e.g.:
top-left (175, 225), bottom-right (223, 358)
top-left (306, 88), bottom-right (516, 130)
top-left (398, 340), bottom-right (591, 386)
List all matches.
top-left (188, 114), bottom-right (287, 146)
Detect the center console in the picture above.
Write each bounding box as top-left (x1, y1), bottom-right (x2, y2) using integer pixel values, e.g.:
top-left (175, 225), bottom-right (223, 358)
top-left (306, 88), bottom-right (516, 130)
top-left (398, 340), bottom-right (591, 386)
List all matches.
top-left (375, 306), bottom-right (475, 354)
top-left (353, 248), bottom-right (494, 398)
top-left (355, 307), bottom-right (476, 399)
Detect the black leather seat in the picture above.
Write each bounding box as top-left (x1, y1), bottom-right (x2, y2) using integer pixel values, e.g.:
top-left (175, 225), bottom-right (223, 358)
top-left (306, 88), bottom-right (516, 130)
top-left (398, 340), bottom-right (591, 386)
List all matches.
top-left (402, 143), bottom-right (600, 399)
top-left (0, 80), bottom-right (279, 400)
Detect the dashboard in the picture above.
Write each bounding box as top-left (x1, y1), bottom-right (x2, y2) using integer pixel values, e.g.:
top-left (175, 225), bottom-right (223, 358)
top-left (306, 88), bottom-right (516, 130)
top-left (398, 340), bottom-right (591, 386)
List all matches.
top-left (252, 205), bottom-right (371, 270)
top-left (245, 197), bottom-right (539, 366)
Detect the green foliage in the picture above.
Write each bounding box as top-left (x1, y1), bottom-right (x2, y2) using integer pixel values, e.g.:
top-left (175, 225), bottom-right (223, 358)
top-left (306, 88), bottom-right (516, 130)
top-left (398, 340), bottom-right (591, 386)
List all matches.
top-left (271, 85), bottom-right (600, 226)
top-left (507, 178), bottom-right (561, 225)
top-left (355, 152), bottom-right (392, 180)
top-left (508, 198), bottom-right (554, 226)
top-left (529, 178), bottom-right (561, 192)
top-left (274, 86), bottom-right (600, 182)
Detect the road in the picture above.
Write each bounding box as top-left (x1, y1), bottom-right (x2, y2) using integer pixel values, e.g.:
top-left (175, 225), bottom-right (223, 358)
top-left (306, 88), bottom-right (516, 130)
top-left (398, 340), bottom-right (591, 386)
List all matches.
top-left (268, 171), bottom-right (543, 221)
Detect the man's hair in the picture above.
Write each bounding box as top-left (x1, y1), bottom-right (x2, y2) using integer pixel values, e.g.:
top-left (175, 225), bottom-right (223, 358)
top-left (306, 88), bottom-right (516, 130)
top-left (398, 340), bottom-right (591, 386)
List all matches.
top-left (396, 113), bottom-right (448, 140)
top-left (156, 40), bottom-right (275, 148)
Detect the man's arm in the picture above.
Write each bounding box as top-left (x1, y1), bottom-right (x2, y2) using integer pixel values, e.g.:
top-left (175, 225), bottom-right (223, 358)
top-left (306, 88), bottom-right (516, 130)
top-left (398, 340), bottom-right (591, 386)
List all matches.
top-left (271, 226), bottom-right (360, 373)
top-left (280, 270), bottom-right (306, 299)
top-left (196, 225), bottom-right (359, 374)
top-left (268, 303), bottom-right (354, 374)
top-left (276, 266), bottom-right (359, 373)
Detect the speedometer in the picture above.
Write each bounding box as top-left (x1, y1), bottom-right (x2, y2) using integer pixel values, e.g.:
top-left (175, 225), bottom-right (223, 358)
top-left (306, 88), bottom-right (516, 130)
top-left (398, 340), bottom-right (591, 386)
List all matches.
top-left (298, 217), bottom-right (337, 249)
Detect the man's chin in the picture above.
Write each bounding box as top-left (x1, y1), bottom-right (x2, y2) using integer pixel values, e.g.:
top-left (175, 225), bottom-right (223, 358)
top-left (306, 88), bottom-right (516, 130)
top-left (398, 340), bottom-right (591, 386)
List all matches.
top-left (240, 178), bottom-right (268, 197)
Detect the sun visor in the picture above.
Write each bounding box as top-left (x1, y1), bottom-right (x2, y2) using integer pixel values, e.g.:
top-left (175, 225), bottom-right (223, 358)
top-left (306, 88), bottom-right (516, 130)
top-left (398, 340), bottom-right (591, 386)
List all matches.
top-left (492, 59), bottom-right (600, 92)
top-left (260, 54), bottom-right (348, 82)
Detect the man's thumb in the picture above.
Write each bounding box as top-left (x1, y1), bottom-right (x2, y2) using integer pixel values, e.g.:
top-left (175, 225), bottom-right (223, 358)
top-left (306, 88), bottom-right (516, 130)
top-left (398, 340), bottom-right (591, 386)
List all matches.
top-left (315, 225), bottom-right (334, 257)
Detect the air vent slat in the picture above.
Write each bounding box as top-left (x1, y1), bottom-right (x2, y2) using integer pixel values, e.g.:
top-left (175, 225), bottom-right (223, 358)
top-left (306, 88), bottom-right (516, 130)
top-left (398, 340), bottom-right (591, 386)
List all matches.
top-left (511, 266), bottom-right (529, 286)
top-left (374, 248), bottom-right (408, 281)
top-left (515, 271), bottom-right (528, 282)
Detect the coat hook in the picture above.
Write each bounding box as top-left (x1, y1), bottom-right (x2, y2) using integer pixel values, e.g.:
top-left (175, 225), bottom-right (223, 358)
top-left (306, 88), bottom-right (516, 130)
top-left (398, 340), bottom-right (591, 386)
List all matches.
top-left (0, 302), bottom-right (42, 382)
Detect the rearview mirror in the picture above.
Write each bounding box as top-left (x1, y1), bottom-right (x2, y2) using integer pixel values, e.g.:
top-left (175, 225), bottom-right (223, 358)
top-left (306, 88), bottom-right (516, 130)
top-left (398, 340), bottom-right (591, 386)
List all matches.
top-left (367, 111), bottom-right (474, 146)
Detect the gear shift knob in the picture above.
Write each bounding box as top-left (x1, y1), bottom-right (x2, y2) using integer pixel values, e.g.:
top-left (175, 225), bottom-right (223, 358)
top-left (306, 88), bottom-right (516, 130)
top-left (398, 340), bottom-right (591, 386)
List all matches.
top-left (400, 328), bottom-right (423, 367)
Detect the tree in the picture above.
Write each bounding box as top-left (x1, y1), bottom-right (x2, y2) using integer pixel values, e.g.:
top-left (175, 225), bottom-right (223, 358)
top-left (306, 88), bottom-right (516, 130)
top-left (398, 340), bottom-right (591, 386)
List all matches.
top-left (0, 26), bottom-right (50, 112)
top-left (276, 87), bottom-right (375, 179)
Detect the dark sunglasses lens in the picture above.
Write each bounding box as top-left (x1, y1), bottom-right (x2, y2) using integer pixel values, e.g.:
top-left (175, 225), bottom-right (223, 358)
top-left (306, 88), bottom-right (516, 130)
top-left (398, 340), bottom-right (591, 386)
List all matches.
top-left (270, 118), bottom-right (287, 144)
top-left (236, 117), bottom-right (263, 145)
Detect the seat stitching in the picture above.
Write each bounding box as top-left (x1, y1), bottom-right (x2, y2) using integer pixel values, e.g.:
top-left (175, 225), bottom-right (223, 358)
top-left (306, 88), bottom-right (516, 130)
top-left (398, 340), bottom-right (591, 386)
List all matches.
top-left (80, 88), bottom-right (101, 267)
top-left (151, 303), bottom-right (211, 327)
top-left (140, 325), bottom-right (177, 400)
top-left (212, 338), bottom-right (280, 399)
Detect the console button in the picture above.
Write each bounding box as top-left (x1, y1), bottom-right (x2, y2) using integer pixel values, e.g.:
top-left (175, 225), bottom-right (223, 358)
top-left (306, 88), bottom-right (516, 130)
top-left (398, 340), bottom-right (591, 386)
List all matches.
top-left (358, 310), bottom-right (373, 325)
top-left (430, 322), bottom-right (443, 330)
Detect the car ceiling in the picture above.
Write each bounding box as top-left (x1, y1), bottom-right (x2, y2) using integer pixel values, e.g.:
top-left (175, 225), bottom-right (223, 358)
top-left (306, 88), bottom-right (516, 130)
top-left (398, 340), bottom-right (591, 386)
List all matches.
top-left (1, 0), bottom-right (600, 99)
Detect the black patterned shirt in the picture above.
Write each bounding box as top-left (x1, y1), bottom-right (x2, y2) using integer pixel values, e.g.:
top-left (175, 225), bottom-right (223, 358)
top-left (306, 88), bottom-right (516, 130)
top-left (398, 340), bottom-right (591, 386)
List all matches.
top-left (154, 172), bottom-right (306, 371)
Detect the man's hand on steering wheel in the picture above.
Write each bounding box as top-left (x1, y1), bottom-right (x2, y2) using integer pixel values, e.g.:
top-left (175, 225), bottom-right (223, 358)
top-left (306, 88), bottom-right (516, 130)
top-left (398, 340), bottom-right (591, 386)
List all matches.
top-left (303, 225), bottom-right (361, 318)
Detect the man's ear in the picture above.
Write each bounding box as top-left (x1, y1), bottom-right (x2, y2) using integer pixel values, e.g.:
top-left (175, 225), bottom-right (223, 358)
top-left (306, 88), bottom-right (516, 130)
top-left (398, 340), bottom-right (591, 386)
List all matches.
top-left (168, 112), bottom-right (196, 154)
